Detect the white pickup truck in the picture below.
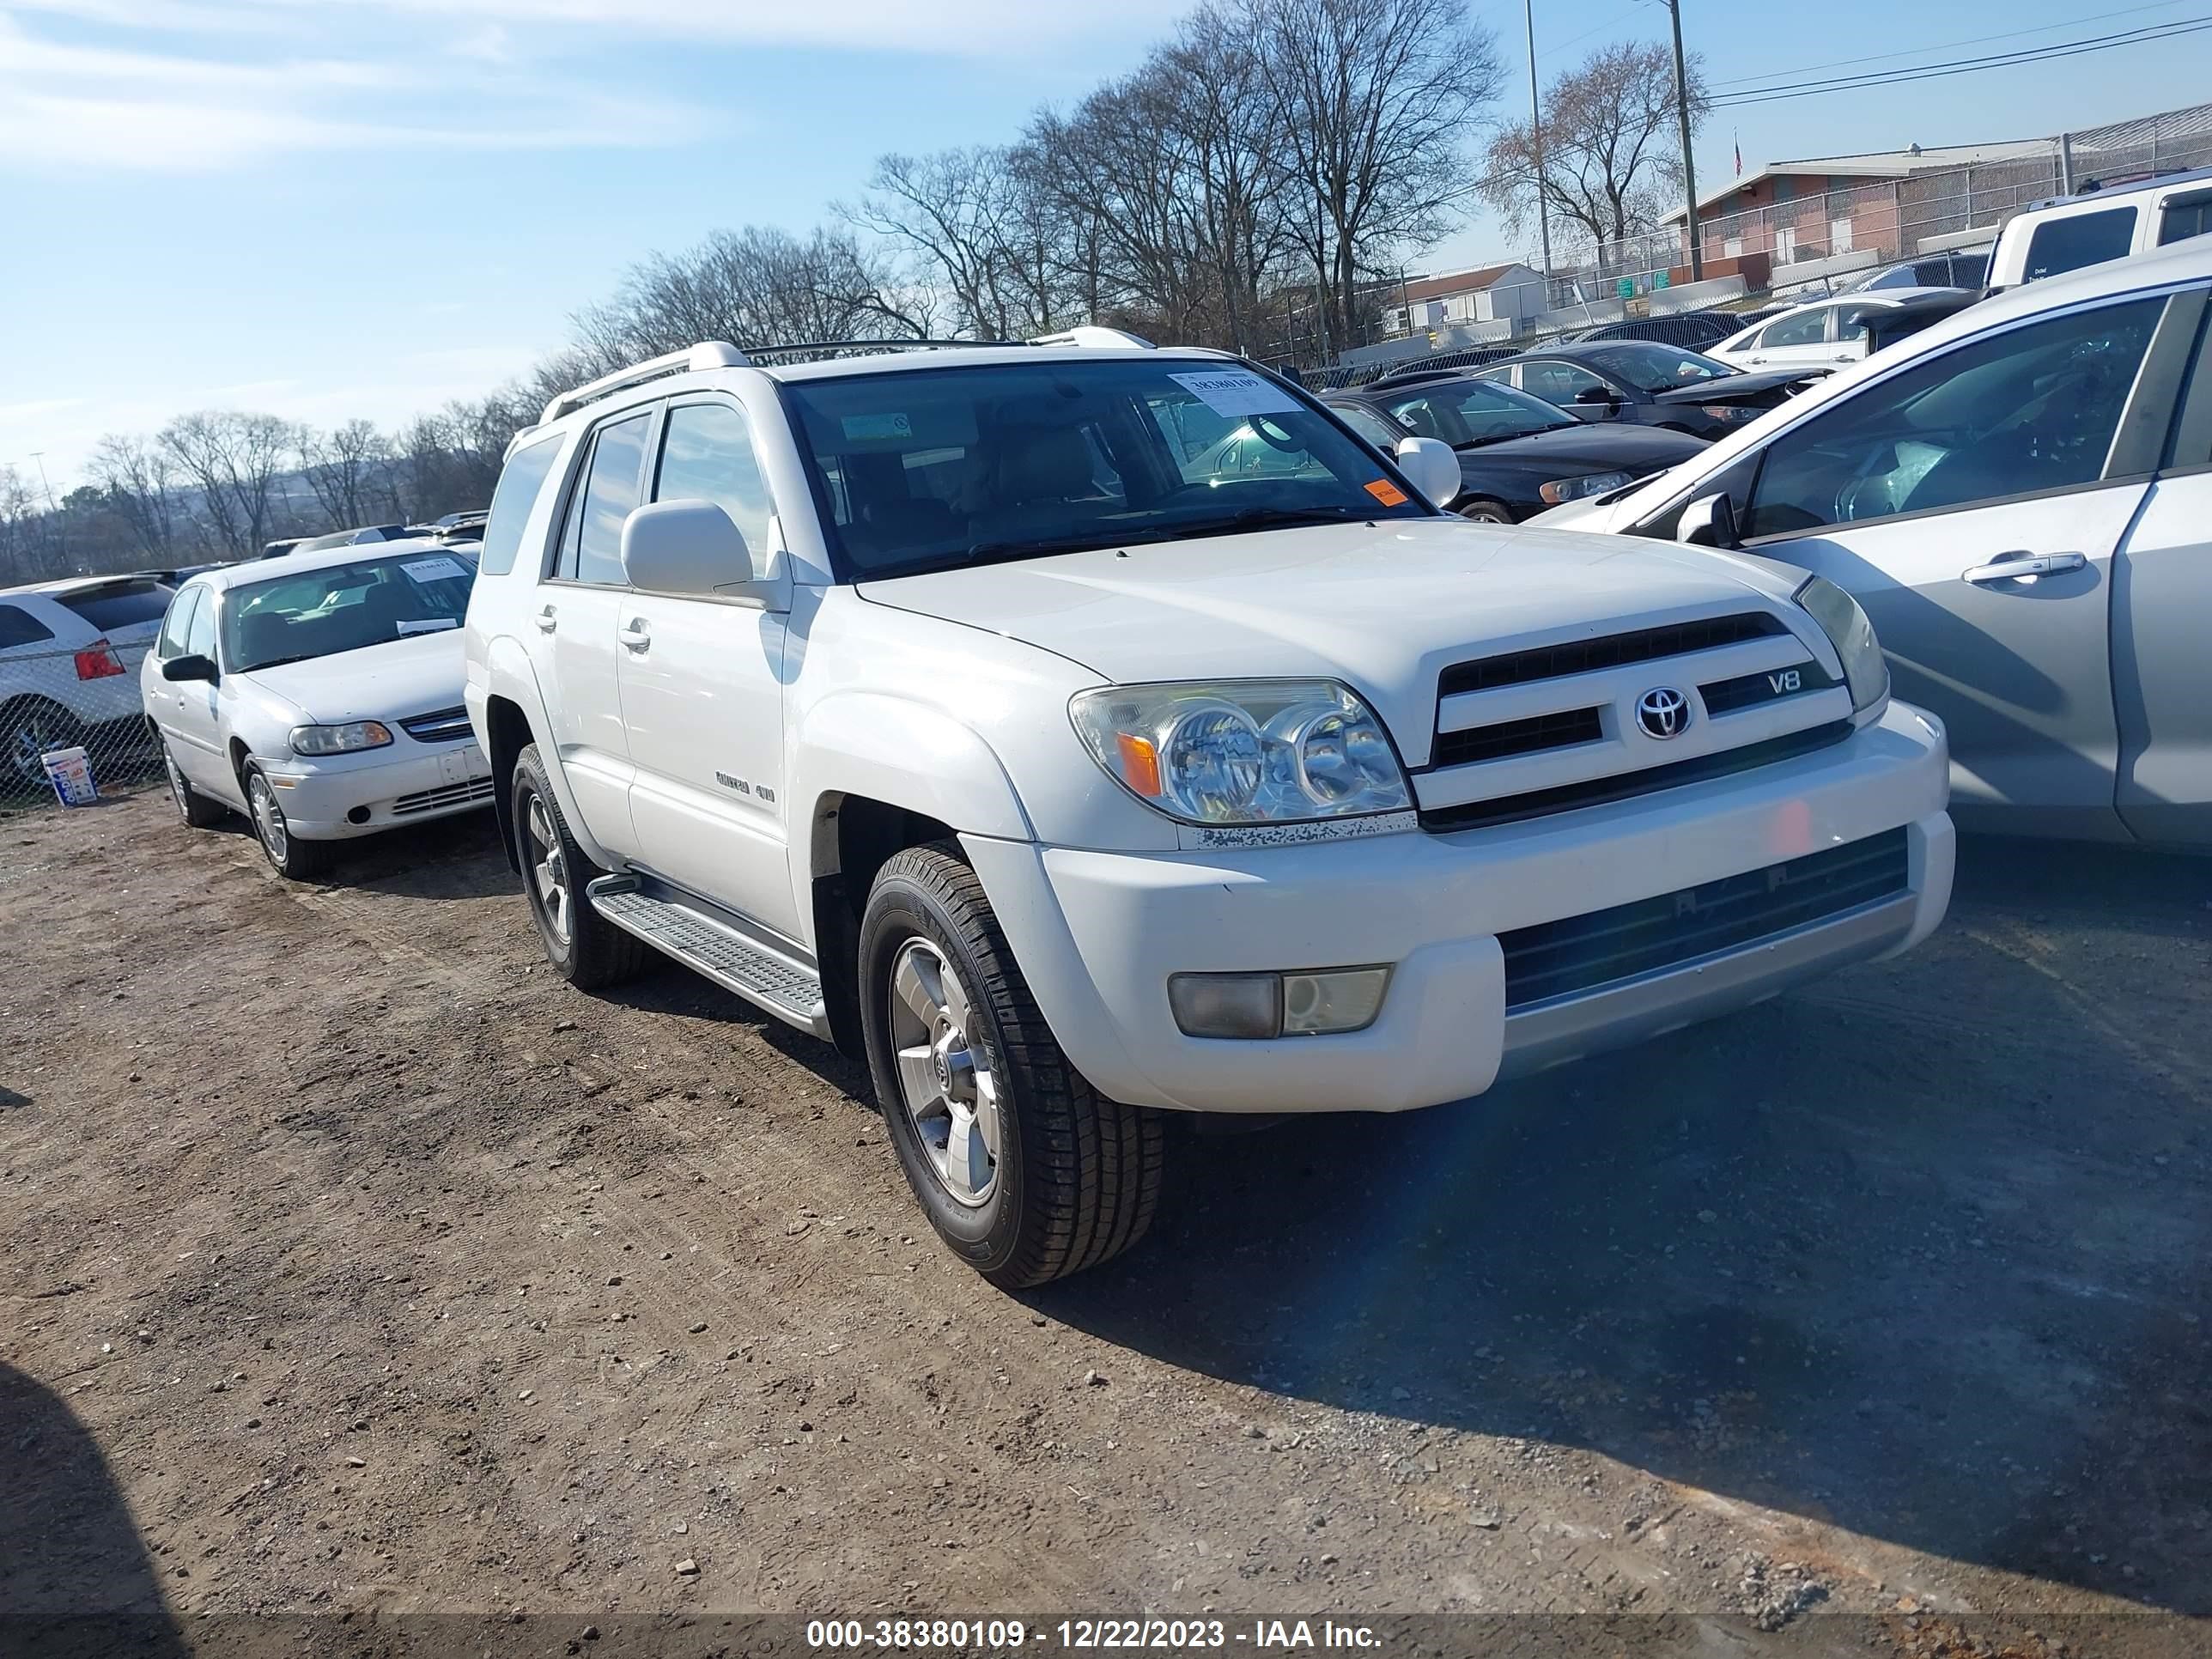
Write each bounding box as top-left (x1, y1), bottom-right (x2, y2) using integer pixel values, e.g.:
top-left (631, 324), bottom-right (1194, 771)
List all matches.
top-left (464, 332), bottom-right (1954, 1286)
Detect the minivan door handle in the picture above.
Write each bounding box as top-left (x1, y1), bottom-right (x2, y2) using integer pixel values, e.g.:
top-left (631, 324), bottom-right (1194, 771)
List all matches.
top-left (533, 605), bottom-right (558, 633)
top-left (618, 617), bottom-right (651, 652)
top-left (1963, 550), bottom-right (2087, 586)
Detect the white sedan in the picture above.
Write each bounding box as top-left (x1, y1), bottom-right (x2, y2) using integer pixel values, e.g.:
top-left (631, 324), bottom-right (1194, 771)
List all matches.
top-left (140, 541), bottom-right (493, 878)
top-left (1708, 287), bottom-right (1973, 373)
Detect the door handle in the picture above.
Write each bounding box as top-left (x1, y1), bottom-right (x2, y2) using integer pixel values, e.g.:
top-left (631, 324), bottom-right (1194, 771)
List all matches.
top-left (533, 605), bottom-right (557, 633)
top-left (618, 617), bottom-right (651, 651)
top-left (1962, 550), bottom-right (2087, 586)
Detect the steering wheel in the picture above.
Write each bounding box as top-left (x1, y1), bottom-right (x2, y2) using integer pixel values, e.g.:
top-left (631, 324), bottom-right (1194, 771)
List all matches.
top-left (1247, 415), bottom-right (1309, 455)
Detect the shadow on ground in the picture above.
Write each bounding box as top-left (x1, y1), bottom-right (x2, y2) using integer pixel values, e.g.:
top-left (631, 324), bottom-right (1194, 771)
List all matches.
top-left (1029, 838), bottom-right (2212, 1614)
top-left (0, 1362), bottom-right (185, 1657)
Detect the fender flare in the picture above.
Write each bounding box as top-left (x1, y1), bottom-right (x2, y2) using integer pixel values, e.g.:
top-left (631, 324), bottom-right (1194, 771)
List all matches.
top-left (476, 636), bottom-right (623, 873)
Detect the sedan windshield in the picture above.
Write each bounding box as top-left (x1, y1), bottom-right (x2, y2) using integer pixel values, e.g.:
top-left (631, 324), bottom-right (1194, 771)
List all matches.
top-left (1376, 378), bottom-right (1577, 448)
top-left (222, 550), bottom-right (477, 672)
top-left (781, 358), bottom-right (1429, 580)
top-left (1586, 343), bottom-right (1736, 393)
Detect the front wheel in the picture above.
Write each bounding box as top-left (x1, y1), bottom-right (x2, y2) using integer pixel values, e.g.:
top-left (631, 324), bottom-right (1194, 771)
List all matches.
top-left (859, 843), bottom-right (1164, 1288)
top-left (246, 763), bottom-right (334, 880)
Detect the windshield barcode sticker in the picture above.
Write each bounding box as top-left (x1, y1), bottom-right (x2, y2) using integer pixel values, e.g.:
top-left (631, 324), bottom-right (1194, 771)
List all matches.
top-left (1168, 370), bottom-right (1302, 419)
top-left (400, 556), bottom-right (467, 584)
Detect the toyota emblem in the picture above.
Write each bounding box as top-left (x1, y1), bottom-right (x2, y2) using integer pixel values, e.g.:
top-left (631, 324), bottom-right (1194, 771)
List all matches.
top-left (1635, 686), bottom-right (1691, 739)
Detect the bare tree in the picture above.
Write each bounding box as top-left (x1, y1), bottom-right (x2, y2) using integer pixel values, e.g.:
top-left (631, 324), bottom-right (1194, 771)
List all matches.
top-left (84, 434), bottom-right (180, 560)
top-left (158, 411), bottom-right (299, 558)
top-left (843, 150), bottom-right (1077, 340)
top-left (1251, 0), bottom-right (1505, 349)
top-left (297, 419), bottom-right (391, 532)
top-left (1480, 40), bottom-right (1709, 261)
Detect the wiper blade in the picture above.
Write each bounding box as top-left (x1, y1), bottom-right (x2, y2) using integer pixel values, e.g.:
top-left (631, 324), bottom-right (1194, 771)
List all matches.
top-left (1178, 505), bottom-right (1367, 537)
top-left (244, 653), bottom-right (316, 671)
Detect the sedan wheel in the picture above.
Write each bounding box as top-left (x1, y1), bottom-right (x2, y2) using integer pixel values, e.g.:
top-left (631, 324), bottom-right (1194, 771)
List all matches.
top-left (885, 937), bottom-right (1001, 1206)
top-left (248, 772), bottom-right (289, 862)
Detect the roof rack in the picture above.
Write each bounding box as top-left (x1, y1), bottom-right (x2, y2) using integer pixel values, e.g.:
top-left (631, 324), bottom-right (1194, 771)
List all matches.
top-left (1028, 325), bottom-right (1155, 349)
top-left (540, 340), bottom-right (750, 424)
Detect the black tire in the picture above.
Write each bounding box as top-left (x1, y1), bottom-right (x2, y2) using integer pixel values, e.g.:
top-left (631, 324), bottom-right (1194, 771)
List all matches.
top-left (162, 741), bottom-right (227, 829)
top-left (510, 743), bottom-right (647, 990)
top-left (1457, 499), bottom-right (1514, 524)
top-left (859, 842), bottom-right (1164, 1288)
top-left (0, 697), bottom-right (86, 798)
top-left (244, 762), bottom-right (335, 879)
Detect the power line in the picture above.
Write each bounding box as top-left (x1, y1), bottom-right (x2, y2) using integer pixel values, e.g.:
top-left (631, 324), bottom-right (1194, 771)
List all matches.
top-left (1710, 0), bottom-right (2197, 89)
top-left (1708, 17), bottom-right (2212, 108)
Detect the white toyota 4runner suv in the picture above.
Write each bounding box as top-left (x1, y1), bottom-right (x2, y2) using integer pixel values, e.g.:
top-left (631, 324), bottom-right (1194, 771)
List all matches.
top-left (465, 332), bottom-right (1954, 1286)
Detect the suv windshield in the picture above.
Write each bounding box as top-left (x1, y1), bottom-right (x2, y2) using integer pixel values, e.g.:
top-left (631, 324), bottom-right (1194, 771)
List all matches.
top-left (1586, 343), bottom-right (1735, 393)
top-left (222, 549), bottom-right (478, 672)
top-left (781, 358), bottom-right (1429, 580)
top-left (1376, 377), bottom-right (1577, 447)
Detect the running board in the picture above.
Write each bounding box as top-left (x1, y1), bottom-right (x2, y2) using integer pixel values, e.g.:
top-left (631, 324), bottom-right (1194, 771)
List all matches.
top-left (586, 875), bottom-right (830, 1039)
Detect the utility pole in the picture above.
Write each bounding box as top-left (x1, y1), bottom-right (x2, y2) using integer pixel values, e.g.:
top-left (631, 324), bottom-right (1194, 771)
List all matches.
top-left (1666, 0), bottom-right (1703, 282)
top-left (1525, 0), bottom-right (1552, 277)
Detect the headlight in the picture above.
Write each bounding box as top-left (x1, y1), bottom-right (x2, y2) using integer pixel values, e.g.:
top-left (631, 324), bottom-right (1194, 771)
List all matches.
top-left (1538, 470), bottom-right (1632, 505)
top-left (1069, 680), bottom-right (1410, 824)
top-left (289, 720), bottom-right (393, 756)
top-left (1699, 404), bottom-right (1761, 423)
top-left (1795, 575), bottom-right (1888, 714)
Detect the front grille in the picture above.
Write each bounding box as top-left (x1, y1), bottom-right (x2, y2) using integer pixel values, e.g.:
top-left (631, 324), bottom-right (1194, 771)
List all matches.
top-left (1423, 720), bottom-right (1852, 833)
top-left (1500, 827), bottom-right (1910, 1009)
top-left (1431, 707), bottom-right (1604, 769)
top-left (1438, 612), bottom-right (1787, 699)
top-left (392, 777), bottom-right (495, 817)
top-left (399, 706), bottom-right (473, 744)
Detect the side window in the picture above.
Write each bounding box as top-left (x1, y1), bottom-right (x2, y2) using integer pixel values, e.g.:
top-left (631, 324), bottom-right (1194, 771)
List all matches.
top-left (1759, 308), bottom-right (1829, 349)
top-left (2024, 207), bottom-right (2137, 282)
top-left (1832, 304), bottom-right (1881, 345)
top-left (155, 587), bottom-right (202, 657)
top-left (184, 589), bottom-right (217, 663)
top-left (0, 603), bottom-right (55, 649)
top-left (557, 412), bottom-right (652, 586)
top-left (479, 433), bottom-right (565, 578)
top-left (2158, 196), bottom-right (2212, 247)
top-left (1741, 296), bottom-right (2166, 539)
top-left (1332, 405), bottom-right (1403, 450)
top-left (1522, 362), bottom-right (1607, 403)
top-left (654, 401), bottom-right (775, 569)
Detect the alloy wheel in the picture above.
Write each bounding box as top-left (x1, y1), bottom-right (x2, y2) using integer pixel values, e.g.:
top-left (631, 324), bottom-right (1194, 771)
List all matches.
top-left (886, 938), bottom-right (1001, 1206)
top-left (248, 774), bottom-right (289, 864)
top-left (524, 790), bottom-right (571, 945)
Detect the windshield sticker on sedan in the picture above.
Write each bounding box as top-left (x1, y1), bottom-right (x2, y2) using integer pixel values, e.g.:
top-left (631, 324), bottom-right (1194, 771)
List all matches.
top-left (1364, 479), bottom-right (1409, 507)
top-left (841, 412), bottom-right (914, 441)
top-left (1168, 370), bottom-right (1303, 419)
top-left (397, 618), bottom-right (460, 635)
top-left (399, 556), bottom-right (468, 584)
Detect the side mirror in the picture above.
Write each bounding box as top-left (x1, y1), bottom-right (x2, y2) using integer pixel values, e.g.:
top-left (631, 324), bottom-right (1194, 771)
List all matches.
top-left (620, 499), bottom-right (789, 611)
top-left (1675, 493), bottom-right (1741, 550)
top-left (1572, 385), bottom-right (1617, 407)
top-left (1392, 436), bottom-right (1462, 508)
top-left (161, 653), bottom-right (217, 684)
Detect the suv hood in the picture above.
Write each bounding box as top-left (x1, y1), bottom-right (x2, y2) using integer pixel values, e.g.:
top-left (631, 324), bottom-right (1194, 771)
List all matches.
top-left (857, 518), bottom-right (1809, 763)
top-left (240, 626), bottom-right (467, 727)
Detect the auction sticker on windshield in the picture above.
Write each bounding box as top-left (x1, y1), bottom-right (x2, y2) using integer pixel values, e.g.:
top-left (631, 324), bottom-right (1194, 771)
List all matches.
top-left (400, 556), bottom-right (468, 584)
top-left (1169, 369), bottom-right (1302, 418)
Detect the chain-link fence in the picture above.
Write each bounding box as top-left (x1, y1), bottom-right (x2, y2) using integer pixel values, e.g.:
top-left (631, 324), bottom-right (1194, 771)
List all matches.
top-left (0, 641), bottom-right (164, 814)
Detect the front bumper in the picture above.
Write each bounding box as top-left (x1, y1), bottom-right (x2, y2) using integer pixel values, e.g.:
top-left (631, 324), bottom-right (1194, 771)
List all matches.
top-left (964, 702), bottom-right (1952, 1115)
top-left (262, 741), bottom-right (494, 840)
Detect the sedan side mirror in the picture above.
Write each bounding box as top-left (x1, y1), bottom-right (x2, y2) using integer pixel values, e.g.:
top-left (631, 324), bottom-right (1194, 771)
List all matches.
top-left (1392, 436), bottom-right (1462, 509)
top-left (161, 653), bottom-right (217, 684)
top-left (1572, 385), bottom-right (1617, 406)
top-left (620, 499), bottom-right (789, 611)
top-left (1675, 493), bottom-right (1741, 550)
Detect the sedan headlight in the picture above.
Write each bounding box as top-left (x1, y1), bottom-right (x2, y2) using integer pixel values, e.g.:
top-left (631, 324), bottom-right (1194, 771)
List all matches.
top-left (289, 720), bottom-right (394, 756)
top-left (1795, 575), bottom-right (1888, 714)
top-left (1538, 470), bottom-right (1632, 506)
top-left (1699, 404), bottom-right (1762, 423)
top-left (1069, 680), bottom-right (1410, 824)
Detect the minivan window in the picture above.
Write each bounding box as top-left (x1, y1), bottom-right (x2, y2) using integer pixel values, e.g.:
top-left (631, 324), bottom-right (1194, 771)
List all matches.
top-left (2023, 206), bottom-right (2137, 281)
top-left (479, 432), bottom-right (564, 578)
top-left (1737, 296), bottom-right (2164, 539)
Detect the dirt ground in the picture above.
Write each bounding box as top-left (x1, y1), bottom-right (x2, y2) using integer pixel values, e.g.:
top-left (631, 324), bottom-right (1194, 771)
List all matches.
top-left (3, 789), bottom-right (2208, 1658)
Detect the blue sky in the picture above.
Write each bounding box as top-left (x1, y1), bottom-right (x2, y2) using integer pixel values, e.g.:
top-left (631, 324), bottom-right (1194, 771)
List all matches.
top-left (3, 0), bottom-right (2206, 487)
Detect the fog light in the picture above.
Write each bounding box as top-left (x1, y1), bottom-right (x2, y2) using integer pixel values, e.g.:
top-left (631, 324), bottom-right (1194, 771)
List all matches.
top-left (1169, 966), bottom-right (1393, 1039)
top-left (1168, 973), bottom-right (1279, 1040)
top-left (1282, 966), bottom-right (1390, 1035)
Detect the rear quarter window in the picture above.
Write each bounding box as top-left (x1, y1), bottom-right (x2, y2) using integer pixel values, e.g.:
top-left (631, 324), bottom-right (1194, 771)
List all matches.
top-left (0, 603), bottom-right (57, 649)
top-left (477, 432), bottom-right (567, 578)
top-left (2024, 206), bottom-right (2137, 282)
top-left (58, 580), bottom-right (173, 632)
